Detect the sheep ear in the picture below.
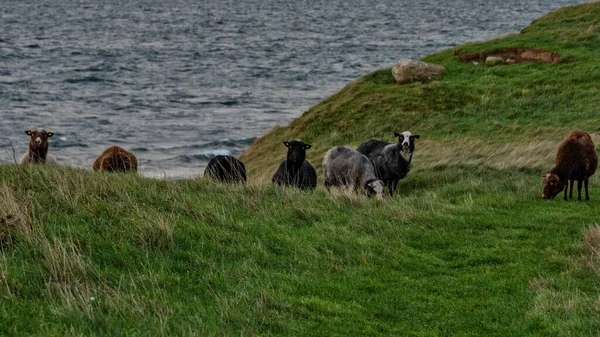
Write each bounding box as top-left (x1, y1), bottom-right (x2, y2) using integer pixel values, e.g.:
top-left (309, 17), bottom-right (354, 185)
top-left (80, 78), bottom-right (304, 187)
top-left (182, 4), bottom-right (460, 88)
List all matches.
top-left (394, 132), bottom-right (400, 139)
top-left (412, 134), bottom-right (420, 140)
top-left (47, 132), bottom-right (54, 138)
top-left (304, 144), bottom-right (311, 150)
top-left (283, 141), bottom-right (290, 148)
top-left (25, 130), bottom-right (32, 136)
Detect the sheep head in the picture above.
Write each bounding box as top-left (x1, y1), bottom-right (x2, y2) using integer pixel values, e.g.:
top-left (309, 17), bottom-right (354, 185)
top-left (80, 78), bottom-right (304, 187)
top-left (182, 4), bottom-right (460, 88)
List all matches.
top-left (283, 140), bottom-right (311, 167)
top-left (542, 173), bottom-right (565, 200)
top-left (365, 180), bottom-right (385, 200)
top-left (25, 128), bottom-right (54, 152)
top-left (394, 131), bottom-right (419, 161)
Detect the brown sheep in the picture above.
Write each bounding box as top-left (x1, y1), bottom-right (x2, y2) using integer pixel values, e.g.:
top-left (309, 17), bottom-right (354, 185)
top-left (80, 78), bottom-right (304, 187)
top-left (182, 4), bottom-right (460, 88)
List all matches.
top-left (543, 131), bottom-right (598, 201)
top-left (19, 128), bottom-right (58, 165)
top-left (93, 146), bottom-right (138, 173)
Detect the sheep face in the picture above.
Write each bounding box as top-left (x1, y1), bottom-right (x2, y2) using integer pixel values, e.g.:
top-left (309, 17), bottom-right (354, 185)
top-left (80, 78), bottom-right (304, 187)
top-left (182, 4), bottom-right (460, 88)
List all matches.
top-left (394, 131), bottom-right (420, 160)
top-left (542, 173), bottom-right (565, 200)
top-left (365, 180), bottom-right (385, 200)
top-left (25, 129), bottom-right (54, 151)
top-left (283, 140), bottom-right (311, 166)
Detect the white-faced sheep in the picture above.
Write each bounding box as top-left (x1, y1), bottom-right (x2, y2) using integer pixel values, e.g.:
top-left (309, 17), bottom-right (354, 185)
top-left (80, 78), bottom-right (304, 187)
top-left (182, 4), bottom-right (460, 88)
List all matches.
top-left (322, 146), bottom-right (384, 199)
top-left (205, 155), bottom-right (247, 184)
top-left (543, 130), bottom-right (598, 201)
top-left (272, 140), bottom-right (317, 189)
top-left (356, 131), bottom-right (420, 196)
top-left (18, 128), bottom-right (58, 165)
top-left (93, 146), bottom-right (138, 172)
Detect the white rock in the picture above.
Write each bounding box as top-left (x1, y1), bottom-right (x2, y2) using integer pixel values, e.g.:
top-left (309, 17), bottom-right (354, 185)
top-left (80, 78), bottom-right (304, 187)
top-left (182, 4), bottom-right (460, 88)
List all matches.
top-left (391, 59), bottom-right (446, 84)
top-left (485, 56), bottom-right (505, 64)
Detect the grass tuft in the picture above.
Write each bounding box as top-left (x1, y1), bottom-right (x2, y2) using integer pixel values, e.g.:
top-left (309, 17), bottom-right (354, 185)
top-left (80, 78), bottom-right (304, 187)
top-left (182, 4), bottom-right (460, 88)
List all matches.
top-left (583, 226), bottom-right (600, 257)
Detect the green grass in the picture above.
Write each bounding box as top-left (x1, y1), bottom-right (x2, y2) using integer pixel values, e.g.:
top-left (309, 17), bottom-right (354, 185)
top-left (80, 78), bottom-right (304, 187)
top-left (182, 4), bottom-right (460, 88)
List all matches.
top-left (2, 2), bottom-right (600, 336)
top-left (2, 165), bottom-right (600, 336)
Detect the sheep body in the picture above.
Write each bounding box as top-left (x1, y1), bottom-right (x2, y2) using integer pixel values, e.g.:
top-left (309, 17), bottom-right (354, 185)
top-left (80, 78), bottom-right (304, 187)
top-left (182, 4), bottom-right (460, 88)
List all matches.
top-left (19, 153), bottom-right (58, 165)
top-left (356, 131), bottom-right (419, 196)
top-left (322, 146), bottom-right (384, 199)
top-left (205, 155), bottom-right (247, 184)
top-left (93, 146), bottom-right (138, 172)
top-left (19, 128), bottom-right (58, 165)
top-left (272, 161), bottom-right (317, 189)
top-left (543, 131), bottom-right (598, 201)
top-left (272, 140), bottom-right (317, 189)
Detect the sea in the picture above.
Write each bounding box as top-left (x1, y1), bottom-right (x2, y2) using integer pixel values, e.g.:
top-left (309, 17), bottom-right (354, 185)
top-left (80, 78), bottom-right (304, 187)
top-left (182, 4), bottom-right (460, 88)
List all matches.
top-left (0, 0), bottom-right (592, 177)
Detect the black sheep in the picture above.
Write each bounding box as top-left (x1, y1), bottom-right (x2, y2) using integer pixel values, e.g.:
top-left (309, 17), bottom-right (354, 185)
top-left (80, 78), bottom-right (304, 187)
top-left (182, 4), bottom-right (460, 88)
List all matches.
top-left (272, 140), bottom-right (317, 189)
top-left (205, 155), bottom-right (247, 184)
top-left (356, 131), bottom-right (420, 196)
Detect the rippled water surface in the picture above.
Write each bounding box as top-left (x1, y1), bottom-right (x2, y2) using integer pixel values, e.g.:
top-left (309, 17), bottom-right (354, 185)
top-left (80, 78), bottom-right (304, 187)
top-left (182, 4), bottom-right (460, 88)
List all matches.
top-left (0, 0), bottom-right (592, 177)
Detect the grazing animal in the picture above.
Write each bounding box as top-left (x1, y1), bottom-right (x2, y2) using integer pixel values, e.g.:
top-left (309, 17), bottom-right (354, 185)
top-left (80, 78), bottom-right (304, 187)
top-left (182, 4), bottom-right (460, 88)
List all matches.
top-left (356, 131), bottom-right (420, 196)
top-left (322, 146), bottom-right (385, 200)
top-left (19, 128), bottom-right (58, 165)
top-left (272, 140), bottom-right (317, 189)
top-left (93, 146), bottom-right (138, 172)
top-left (543, 131), bottom-right (598, 201)
top-left (205, 155), bottom-right (247, 184)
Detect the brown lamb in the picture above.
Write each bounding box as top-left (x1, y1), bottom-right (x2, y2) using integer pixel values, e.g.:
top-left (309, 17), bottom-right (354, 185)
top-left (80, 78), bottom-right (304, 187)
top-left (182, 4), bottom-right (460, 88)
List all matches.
top-left (19, 128), bottom-right (58, 165)
top-left (93, 146), bottom-right (138, 173)
top-left (543, 131), bottom-right (598, 201)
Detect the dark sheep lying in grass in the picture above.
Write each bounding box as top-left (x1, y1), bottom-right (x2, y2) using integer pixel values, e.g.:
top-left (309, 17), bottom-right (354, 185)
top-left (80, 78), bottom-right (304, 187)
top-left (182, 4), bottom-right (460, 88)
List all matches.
top-left (205, 155), bottom-right (247, 184)
top-left (272, 140), bottom-right (317, 189)
top-left (93, 146), bottom-right (138, 173)
top-left (323, 146), bottom-right (384, 199)
top-left (543, 131), bottom-right (598, 201)
top-left (356, 131), bottom-right (420, 196)
top-left (19, 128), bottom-right (58, 165)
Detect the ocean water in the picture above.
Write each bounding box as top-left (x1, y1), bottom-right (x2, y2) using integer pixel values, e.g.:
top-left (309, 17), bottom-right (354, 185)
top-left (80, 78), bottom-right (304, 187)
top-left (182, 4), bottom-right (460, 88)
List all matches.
top-left (0, 0), bottom-right (592, 177)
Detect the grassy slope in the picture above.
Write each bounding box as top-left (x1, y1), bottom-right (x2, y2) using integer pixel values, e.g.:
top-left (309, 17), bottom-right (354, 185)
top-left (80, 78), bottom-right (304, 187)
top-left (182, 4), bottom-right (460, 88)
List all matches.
top-left (240, 2), bottom-right (600, 183)
top-left (2, 3), bottom-right (600, 336)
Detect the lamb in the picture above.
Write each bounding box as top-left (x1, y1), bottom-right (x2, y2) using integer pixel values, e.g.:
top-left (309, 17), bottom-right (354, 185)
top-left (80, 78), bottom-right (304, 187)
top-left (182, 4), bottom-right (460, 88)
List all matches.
top-left (205, 155), bottom-right (247, 184)
top-left (322, 146), bottom-right (385, 200)
top-left (18, 128), bottom-right (58, 165)
top-left (356, 131), bottom-right (420, 196)
top-left (272, 140), bottom-right (317, 189)
top-left (542, 131), bottom-right (598, 201)
top-left (93, 146), bottom-right (138, 173)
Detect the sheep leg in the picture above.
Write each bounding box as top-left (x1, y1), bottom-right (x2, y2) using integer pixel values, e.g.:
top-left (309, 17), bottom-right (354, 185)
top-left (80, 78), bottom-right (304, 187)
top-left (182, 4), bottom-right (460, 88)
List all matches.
top-left (577, 180), bottom-right (583, 201)
top-left (585, 179), bottom-right (590, 201)
top-left (388, 180), bottom-right (398, 197)
top-left (569, 179), bottom-right (574, 199)
top-left (563, 181), bottom-right (568, 201)
top-left (324, 176), bottom-right (332, 191)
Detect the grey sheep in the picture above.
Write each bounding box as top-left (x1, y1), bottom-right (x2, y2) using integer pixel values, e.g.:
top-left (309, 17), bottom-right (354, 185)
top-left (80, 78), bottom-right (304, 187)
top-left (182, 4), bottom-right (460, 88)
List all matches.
top-left (356, 131), bottom-right (420, 196)
top-left (322, 146), bottom-right (384, 199)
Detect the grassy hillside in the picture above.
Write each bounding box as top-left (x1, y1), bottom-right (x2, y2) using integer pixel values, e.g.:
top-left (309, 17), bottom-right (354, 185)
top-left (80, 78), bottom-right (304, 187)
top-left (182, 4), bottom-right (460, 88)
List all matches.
top-left (2, 2), bottom-right (600, 336)
top-left (240, 2), bottom-right (600, 183)
top-left (3, 163), bottom-right (600, 336)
